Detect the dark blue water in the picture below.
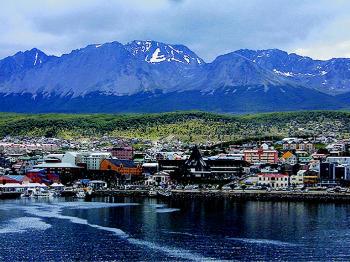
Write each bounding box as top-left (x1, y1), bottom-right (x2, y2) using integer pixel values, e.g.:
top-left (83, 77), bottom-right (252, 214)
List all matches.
top-left (1, 197), bottom-right (350, 261)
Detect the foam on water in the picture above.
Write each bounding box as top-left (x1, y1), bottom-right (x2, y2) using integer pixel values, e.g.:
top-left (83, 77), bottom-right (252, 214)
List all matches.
top-left (128, 238), bottom-right (208, 261)
top-left (149, 204), bottom-right (167, 208)
top-left (0, 217), bottom-right (51, 234)
top-left (156, 208), bottom-right (180, 213)
top-left (163, 231), bottom-right (197, 237)
top-left (19, 201), bottom-right (207, 261)
top-left (227, 237), bottom-right (300, 247)
top-left (55, 202), bottom-right (139, 209)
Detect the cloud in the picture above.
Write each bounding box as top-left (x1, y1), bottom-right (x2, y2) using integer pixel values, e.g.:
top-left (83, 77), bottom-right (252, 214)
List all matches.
top-left (0, 0), bottom-right (350, 61)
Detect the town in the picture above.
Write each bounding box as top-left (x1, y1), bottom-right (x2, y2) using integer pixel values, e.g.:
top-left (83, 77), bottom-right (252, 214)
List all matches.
top-left (1, 132), bottom-right (350, 200)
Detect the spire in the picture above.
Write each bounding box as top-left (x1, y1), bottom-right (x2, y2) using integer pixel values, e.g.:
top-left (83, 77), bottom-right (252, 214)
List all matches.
top-left (185, 145), bottom-right (207, 170)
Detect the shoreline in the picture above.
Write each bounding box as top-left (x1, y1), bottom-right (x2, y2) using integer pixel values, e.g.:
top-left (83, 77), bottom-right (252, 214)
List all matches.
top-left (91, 189), bottom-right (350, 203)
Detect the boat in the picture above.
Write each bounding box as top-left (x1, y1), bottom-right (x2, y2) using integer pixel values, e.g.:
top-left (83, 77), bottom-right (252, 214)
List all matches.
top-left (75, 189), bottom-right (86, 199)
top-left (148, 188), bottom-right (157, 197)
top-left (32, 188), bottom-right (53, 198)
top-left (21, 189), bottom-right (34, 198)
top-left (61, 187), bottom-right (76, 197)
top-left (157, 189), bottom-right (172, 198)
top-left (0, 184), bottom-right (24, 199)
top-left (0, 190), bottom-right (22, 199)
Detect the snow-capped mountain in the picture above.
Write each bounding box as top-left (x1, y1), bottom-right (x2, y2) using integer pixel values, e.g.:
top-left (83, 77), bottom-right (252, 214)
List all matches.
top-left (0, 40), bottom-right (349, 113)
top-left (125, 40), bottom-right (204, 65)
top-left (0, 48), bottom-right (52, 82)
top-left (234, 49), bottom-right (350, 94)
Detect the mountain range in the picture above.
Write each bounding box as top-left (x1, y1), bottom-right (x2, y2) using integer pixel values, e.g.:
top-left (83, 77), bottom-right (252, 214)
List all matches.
top-left (0, 40), bottom-right (350, 113)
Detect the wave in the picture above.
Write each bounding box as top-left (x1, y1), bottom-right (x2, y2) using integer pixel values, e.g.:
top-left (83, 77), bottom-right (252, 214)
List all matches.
top-left (226, 237), bottom-right (299, 247)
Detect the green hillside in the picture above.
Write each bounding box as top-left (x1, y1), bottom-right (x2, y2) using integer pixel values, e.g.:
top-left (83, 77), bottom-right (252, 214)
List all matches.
top-left (0, 111), bottom-right (349, 143)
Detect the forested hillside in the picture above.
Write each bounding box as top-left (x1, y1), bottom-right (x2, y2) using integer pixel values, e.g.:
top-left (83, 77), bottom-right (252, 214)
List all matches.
top-left (0, 111), bottom-right (349, 143)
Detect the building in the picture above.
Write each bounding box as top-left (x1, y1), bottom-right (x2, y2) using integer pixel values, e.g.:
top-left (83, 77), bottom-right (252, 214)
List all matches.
top-left (282, 139), bottom-right (315, 153)
top-left (290, 170), bottom-right (306, 186)
top-left (145, 171), bottom-right (170, 186)
top-left (257, 173), bottom-right (289, 188)
top-left (109, 147), bottom-right (133, 160)
top-left (100, 159), bottom-right (142, 177)
top-left (32, 163), bottom-right (82, 183)
top-left (319, 159), bottom-right (350, 186)
top-left (62, 152), bottom-right (80, 165)
top-left (281, 151), bottom-right (298, 165)
top-left (159, 147), bottom-right (250, 181)
top-left (79, 152), bottom-right (112, 170)
top-left (142, 163), bottom-right (158, 176)
top-left (244, 148), bottom-right (278, 164)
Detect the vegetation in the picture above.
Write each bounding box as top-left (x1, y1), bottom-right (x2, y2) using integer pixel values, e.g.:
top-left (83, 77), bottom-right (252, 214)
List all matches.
top-left (0, 110), bottom-right (350, 143)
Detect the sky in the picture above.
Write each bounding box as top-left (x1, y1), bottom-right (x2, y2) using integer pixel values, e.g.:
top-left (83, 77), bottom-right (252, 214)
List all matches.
top-left (1, 0), bottom-right (350, 62)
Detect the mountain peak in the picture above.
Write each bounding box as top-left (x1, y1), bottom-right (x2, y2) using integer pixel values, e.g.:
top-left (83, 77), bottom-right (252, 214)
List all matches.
top-left (124, 40), bottom-right (204, 65)
top-left (0, 47), bottom-right (50, 81)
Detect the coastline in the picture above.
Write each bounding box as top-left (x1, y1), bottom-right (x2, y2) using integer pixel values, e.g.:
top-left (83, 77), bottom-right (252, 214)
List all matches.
top-left (91, 189), bottom-right (350, 203)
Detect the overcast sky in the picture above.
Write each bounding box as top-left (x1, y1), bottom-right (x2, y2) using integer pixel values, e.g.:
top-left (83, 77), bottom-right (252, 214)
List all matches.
top-left (1, 0), bottom-right (350, 62)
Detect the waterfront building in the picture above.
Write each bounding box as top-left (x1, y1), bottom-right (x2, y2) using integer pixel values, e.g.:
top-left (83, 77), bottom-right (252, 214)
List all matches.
top-left (87, 180), bottom-right (107, 189)
top-left (257, 173), bottom-right (289, 188)
top-left (145, 171), bottom-right (170, 186)
top-left (32, 163), bottom-right (82, 182)
top-left (142, 162), bottom-right (158, 176)
top-left (290, 170), bottom-right (306, 186)
top-left (100, 159), bottom-right (142, 177)
top-left (318, 156), bottom-right (350, 185)
top-left (159, 146), bottom-right (250, 181)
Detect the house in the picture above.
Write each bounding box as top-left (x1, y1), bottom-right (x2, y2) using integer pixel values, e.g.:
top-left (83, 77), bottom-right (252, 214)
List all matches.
top-left (281, 151), bottom-right (298, 165)
top-left (257, 173), bottom-right (289, 188)
top-left (282, 139), bottom-right (315, 153)
top-left (295, 151), bottom-right (312, 164)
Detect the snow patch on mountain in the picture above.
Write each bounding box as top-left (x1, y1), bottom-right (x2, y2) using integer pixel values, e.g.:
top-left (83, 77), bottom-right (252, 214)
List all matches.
top-left (273, 69), bottom-right (293, 77)
top-left (149, 48), bottom-right (166, 63)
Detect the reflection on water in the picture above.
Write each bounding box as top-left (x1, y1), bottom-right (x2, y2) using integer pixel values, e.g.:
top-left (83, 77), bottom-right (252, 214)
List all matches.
top-left (1, 197), bottom-right (350, 261)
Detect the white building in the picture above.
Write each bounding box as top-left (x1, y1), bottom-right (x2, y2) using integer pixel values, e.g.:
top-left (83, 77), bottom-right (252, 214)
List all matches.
top-left (290, 170), bottom-right (306, 186)
top-left (61, 151), bottom-right (111, 170)
top-left (257, 173), bottom-right (289, 188)
top-left (327, 157), bottom-right (350, 165)
top-left (62, 152), bottom-right (80, 165)
top-left (80, 152), bottom-right (112, 170)
top-left (145, 171), bottom-right (170, 186)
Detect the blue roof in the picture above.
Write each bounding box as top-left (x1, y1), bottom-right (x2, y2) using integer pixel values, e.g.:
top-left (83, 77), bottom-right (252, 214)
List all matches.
top-left (6, 175), bottom-right (25, 181)
top-left (108, 159), bottom-right (137, 168)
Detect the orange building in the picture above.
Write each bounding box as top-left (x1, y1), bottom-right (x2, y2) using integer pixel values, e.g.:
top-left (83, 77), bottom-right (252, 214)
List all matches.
top-left (100, 159), bottom-right (142, 176)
